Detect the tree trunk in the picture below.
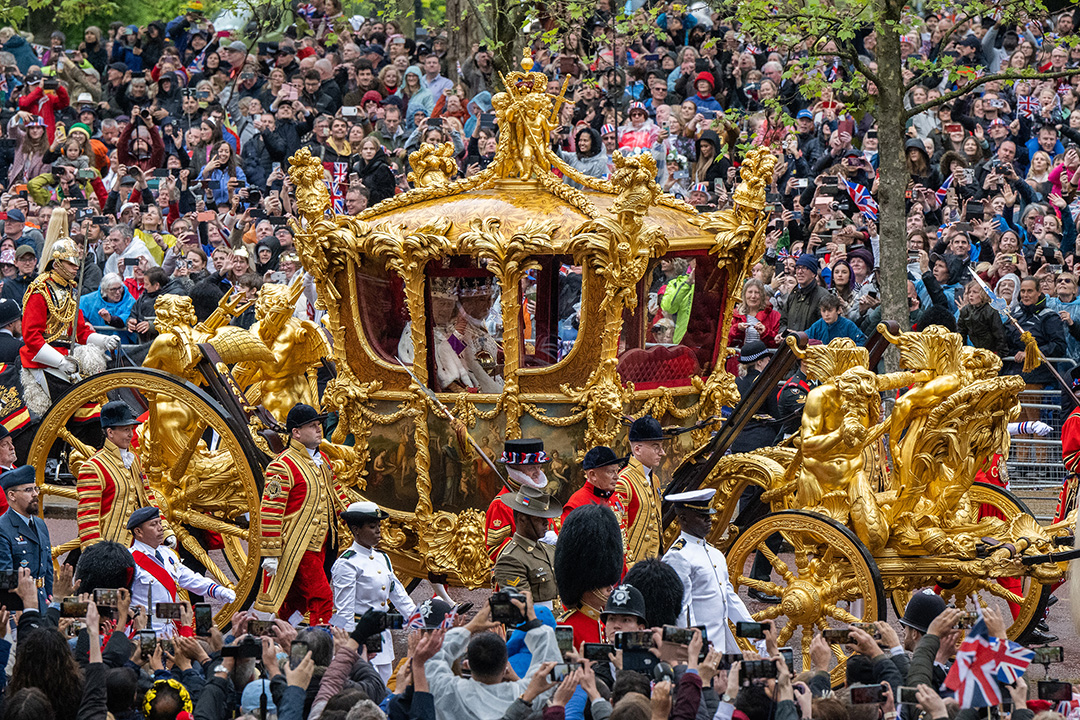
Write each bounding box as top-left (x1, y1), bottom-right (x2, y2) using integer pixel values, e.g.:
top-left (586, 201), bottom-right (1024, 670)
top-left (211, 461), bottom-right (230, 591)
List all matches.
top-left (873, 0), bottom-right (907, 370)
top-left (445, 0), bottom-right (481, 83)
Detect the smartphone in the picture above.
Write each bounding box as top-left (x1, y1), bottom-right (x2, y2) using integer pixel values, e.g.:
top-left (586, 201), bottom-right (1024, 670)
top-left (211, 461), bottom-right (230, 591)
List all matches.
top-left (549, 662), bottom-right (578, 682)
top-left (966, 202), bottom-right (984, 218)
top-left (155, 602), bottom-right (183, 620)
top-left (555, 625), bottom-right (575, 657)
top-left (822, 627), bottom-right (853, 643)
top-left (196, 90), bottom-right (211, 100)
top-left (428, 117), bottom-right (443, 128)
top-left (740, 659), bottom-right (777, 681)
top-left (1038, 681), bottom-right (1073, 702)
top-left (0, 571), bottom-right (18, 590)
top-left (480, 113), bottom-right (496, 128)
top-left (247, 619), bottom-right (275, 637)
top-left (77, 168), bottom-right (96, 180)
top-left (363, 634), bottom-right (383, 654)
top-left (222, 639), bottom-right (263, 658)
top-left (735, 621), bottom-right (766, 639)
top-left (825, 218), bottom-right (843, 230)
top-left (138, 629), bottom-right (158, 659)
top-left (60, 598), bottom-right (89, 617)
top-left (820, 175), bottom-right (839, 187)
top-left (837, 118), bottom-right (855, 136)
top-left (1032, 646), bottom-right (1064, 664)
top-left (272, 161), bottom-right (282, 174)
top-left (851, 622), bottom-right (881, 638)
top-left (196, 210), bottom-right (216, 222)
top-left (779, 646), bottom-right (795, 673)
top-left (956, 612), bottom-right (978, 629)
top-left (289, 641), bottom-right (309, 669)
top-left (614, 631), bottom-right (655, 651)
top-left (69, 198), bottom-right (88, 208)
top-left (341, 106), bottom-right (359, 116)
top-left (662, 625), bottom-right (696, 645)
top-left (194, 603), bottom-right (213, 636)
top-left (94, 588), bottom-right (118, 607)
top-left (945, 123), bottom-right (963, 133)
top-left (850, 684), bottom-right (886, 704)
top-left (1048, 264), bottom-right (1064, 274)
top-left (582, 643), bottom-right (615, 663)
top-left (897, 686), bottom-right (921, 705)
top-left (795, 178), bottom-right (809, 189)
top-left (384, 612), bottom-right (404, 630)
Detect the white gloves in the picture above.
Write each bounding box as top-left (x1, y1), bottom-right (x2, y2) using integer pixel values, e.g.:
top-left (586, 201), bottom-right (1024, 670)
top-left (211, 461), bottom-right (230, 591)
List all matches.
top-left (34, 342), bottom-right (68, 370)
top-left (58, 357), bottom-right (80, 377)
top-left (88, 333), bottom-right (121, 351)
top-left (262, 557), bottom-right (278, 576)
top-left (163, 534), bottom-right (177, 549)
top-left (1008, 421), bottom-right (1053, 437)
top-left (540, 530), bottom-right (558, 545)
top-left (217, 587), bottom-right (237, 603)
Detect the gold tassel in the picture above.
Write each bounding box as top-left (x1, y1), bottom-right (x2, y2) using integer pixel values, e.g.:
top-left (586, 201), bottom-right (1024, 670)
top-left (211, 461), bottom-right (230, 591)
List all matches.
top-left (1021, 331), bottom-right (1042, 373)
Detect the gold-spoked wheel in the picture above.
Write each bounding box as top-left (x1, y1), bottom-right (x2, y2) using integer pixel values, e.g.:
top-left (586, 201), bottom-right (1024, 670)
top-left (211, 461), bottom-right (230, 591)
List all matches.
top-left (727, 510), bottom-right (885, 687)
top-left (890, 483), bottom-right (1051, 642)
top-left (28, 368), bottom-right (265, 628)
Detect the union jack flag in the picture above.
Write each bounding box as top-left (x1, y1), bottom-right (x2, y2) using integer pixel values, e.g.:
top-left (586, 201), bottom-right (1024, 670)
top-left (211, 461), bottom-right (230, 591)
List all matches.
top-left (944, 618), bottom-right (1025, 709)
top-left (844, 180), bottom-right (879, 222)
top-left (405, 609), bottom-right (425, 630)
top-left (323, 161), bottom-right (349, 214)
top-left (439, 608), bottom-right (457, 630)
top-left (1017, 95), bottom-right (1040, 119)
top-left (935, 175), bottom-right (954, 206)
top-left (990, 636), bottom-right (1034, 684)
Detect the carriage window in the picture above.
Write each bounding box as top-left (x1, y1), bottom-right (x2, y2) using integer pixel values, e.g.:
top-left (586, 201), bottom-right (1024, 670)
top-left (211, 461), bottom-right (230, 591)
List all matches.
top-left (422, 269), bottom-right (504, 393)
top-left (357, 261), bottom-right (409, 363)
top-left (617, 251), bottom-right (724, 386)
top-left (521, 257), bottom-right (582, 368)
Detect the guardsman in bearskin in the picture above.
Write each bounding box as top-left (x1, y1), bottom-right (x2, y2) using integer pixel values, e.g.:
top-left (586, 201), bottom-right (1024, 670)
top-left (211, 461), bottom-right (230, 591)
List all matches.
top-left (330, 501), bottom-right (416, 682)
top-left (254, 403), bottom-right (350, 624)
top-left (554, 504), bottom-right (624, 646)
top-left (662, 489), bottom-right (756, 652)
top-left (485, 438), bottom-right (550, 560)
top-left (616, 416), bottom-right (667, 566)
top-left (0, 466), bottom-right (51, 612)
top-left (77, 401), bottom-right (170, 549)
top-left (558, 447), bottom-right (627, 537)
top-left (127, 506), bottom-right (235, 636)
top-left (19, 237), bottom-right (118, 418)
top-left (492, 486), bottom-right (561, 611)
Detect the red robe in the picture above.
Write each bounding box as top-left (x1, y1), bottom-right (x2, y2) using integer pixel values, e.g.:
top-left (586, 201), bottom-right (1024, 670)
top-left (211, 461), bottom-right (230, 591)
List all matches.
top-left (1057, 407), bottom-right (1080, 524)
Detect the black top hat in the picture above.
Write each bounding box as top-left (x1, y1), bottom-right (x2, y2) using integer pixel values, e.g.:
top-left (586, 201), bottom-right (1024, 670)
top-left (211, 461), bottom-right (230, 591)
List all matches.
top-left (286, 403), bottom-right (328, 432)
top-left (899, 590), bottom-right (946, 634)
top-left (498, 438), bottom-right (549, 465)
top-left (340, 501), bottom-right (390, 524)
top-left (100, 401), bottom-right (140, 429)
top-left (499, 485), bottom-right (562, 519)
top-left (601, 583), bottom-right (647, 623)
top-left (126, 505), bottom-right (160, 530)
top-left (628, 415), bottom-right (665, 442)
top-left (582, 446), bottom-right (623, 471)
top-left (0, 465), bottom-right (34, 491)
top-left (0, 299), bottom-right (19, 327)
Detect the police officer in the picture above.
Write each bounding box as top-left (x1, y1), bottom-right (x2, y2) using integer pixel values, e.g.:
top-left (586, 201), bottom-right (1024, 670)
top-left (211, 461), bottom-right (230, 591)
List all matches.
top-left (731, 340), bottom-right (778, 453)
top-left (127, 506), bottom-right (236, 636)
top-left (330, 501), bottom-right (416, 682)
top-left (662, 489), bottom-right (757, 653)
top-left (492, 485), bottom-right (561, 611)
top-left (776, 339), bottom-right (821, 439)
top-left (0, 466), bottom-right (52, 611)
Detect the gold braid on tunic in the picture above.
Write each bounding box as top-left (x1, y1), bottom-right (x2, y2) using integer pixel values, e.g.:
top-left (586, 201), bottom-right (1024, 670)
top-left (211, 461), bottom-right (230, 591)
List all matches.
top-left (24, 271), bottom-right (79, 344)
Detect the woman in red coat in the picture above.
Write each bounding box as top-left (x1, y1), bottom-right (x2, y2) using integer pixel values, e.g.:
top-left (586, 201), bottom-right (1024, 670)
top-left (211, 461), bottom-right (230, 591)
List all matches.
top-left (727, 278), bottom-right (780, 373)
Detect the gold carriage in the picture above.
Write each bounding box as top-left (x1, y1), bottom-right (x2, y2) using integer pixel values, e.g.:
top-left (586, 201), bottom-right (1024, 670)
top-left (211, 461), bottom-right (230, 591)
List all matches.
top-left (28, 53), bottom-right (771, 622)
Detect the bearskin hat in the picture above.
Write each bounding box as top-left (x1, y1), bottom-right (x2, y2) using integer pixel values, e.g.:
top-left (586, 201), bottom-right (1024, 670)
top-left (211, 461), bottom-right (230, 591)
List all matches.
top-left (74, 541), bottom-right (136, 595)
top-left (555, 504), bottom-right (623, 608)
top-left (623, 558), bottom-right (684, 628)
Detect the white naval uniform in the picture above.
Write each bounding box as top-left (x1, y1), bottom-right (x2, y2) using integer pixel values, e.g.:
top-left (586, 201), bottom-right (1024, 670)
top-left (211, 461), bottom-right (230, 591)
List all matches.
top-left (662, 531), bottom-right (757, 652)
top-left (130, 538), bottom-right (226, 636)
top-left (330, 541), bottom-right (417, 681)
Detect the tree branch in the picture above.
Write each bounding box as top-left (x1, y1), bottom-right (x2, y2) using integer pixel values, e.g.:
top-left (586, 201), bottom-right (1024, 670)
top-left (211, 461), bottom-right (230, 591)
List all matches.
top-left (904, 67), bottom-right (1080, 120)
top-left (805, 45), bottom-right (883, 89)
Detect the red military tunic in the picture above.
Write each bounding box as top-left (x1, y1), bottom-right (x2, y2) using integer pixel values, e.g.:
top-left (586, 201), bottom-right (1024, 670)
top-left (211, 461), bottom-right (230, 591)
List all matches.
top-left (558, 603), bottom-right (604, 647)
top-left (485, 487), bottom-right (514, 561)
top-left (1057, 406), bottom-right (1080, 524)
top-left (20, 272), bottom-right (93, 370)
top-left (558, 483), bottom-right (627, 533)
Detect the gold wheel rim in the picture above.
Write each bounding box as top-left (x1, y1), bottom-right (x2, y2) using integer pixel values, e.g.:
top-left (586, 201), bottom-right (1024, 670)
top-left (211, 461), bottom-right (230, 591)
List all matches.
top-left (727, 512), bottom-right (883, 687)
top-left (27, 369), bottom-right (262, 629)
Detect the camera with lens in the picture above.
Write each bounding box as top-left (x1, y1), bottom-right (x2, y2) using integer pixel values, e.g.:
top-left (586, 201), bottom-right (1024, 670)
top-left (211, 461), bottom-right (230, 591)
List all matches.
top-left (489, 590), bottom-right (526, 625)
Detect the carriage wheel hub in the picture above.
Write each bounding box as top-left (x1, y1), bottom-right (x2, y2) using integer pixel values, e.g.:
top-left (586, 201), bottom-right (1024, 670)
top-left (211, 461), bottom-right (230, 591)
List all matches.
top-left (780, 581), bottom-right (823, 624)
